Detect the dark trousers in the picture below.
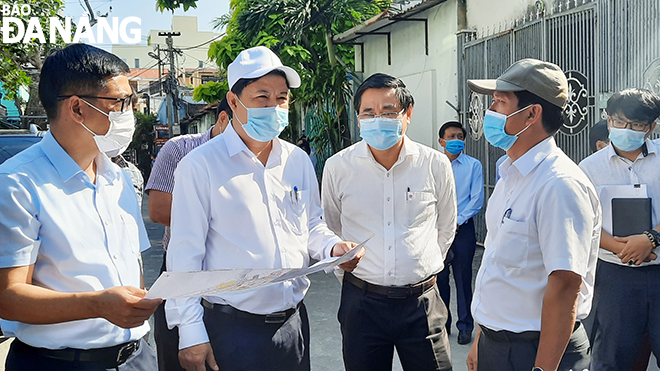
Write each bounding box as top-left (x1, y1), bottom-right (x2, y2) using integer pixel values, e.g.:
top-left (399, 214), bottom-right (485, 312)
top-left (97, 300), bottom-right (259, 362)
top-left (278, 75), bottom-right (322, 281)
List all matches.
top-left (153, 254), bottom-right (186, 371)
top-left (339, 277), bottom-right (452, 371)
top-left (590, 260), bottom-right (660, 371)
top-left (203, 302), bottom-right (310, 371)
top-left (437, 218), bottom-right (476, 333)
top-left (5, 338), bottom-right (157, 371)
top-left (477, 324), bottom-right (590, 371)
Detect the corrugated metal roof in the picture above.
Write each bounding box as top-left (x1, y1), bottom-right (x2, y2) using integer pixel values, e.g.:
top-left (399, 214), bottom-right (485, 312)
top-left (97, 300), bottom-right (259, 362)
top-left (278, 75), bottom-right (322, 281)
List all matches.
top-left (333, 0), bottom-right (446, 44)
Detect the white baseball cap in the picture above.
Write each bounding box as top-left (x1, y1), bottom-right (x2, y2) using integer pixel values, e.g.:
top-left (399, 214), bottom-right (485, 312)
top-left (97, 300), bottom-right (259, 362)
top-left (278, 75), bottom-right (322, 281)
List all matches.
top-left (227, 46), bottom-right (301, 90)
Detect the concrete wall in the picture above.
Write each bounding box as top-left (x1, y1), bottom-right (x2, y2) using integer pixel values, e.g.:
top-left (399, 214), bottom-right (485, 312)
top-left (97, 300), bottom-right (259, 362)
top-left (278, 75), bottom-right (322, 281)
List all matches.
top-left (112, 16), bottom-right (221, 70)
top-left (358, 0), bottom-right (459, 149)
top-left (466, 0), bottom-right (540, 36)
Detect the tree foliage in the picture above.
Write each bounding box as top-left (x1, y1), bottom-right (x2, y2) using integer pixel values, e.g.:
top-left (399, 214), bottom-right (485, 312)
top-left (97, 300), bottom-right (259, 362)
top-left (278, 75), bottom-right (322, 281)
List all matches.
top-left (0, 0), bottom-right (69, 122)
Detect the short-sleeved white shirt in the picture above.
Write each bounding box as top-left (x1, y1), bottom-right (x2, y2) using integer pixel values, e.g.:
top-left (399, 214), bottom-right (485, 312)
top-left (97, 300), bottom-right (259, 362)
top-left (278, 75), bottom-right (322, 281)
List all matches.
top-left (472, 137), bottom-right (601, 332)
top-left (579, 138), bottom-right (660, 266)
top-left (0, 132), bottom-right (150, 349)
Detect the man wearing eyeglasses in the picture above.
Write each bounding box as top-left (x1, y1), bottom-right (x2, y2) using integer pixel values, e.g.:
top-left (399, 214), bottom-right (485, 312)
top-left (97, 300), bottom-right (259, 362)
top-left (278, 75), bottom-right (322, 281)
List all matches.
top-left (0, 44), bottom-right (161, 370)
top-left (321, 73), bottom-right (456, 371)
top-left (579, 88), bottom-right (660, 370)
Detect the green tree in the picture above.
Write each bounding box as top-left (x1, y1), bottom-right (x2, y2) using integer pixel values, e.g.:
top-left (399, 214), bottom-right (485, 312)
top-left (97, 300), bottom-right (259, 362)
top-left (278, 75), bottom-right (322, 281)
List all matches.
top-left (158, 0), bottom-right (390, 172)
top-left (131, 111), bottom-right (159, 178)
top-left (0, 0), bottom-right (68, 126)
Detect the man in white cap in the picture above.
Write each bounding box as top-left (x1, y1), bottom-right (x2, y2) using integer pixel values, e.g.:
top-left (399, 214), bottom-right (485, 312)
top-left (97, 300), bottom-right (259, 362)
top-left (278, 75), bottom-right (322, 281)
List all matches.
top-left (465, 59), bottom-right (601, 371)
top-left (165, 46), bottom-right (362, 371)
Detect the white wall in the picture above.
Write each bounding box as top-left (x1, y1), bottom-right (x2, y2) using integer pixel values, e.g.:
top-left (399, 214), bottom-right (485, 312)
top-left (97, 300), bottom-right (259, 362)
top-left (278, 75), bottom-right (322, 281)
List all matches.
top-left (466, 0), bottom-right (539, 37)
top-left (360, 0), bottom-right (459, 149)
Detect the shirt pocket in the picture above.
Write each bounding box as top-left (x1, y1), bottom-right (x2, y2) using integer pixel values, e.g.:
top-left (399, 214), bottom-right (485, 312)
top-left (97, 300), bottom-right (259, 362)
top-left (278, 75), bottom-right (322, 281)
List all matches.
top-left (493, 217), bottom-right (530, 269)
top-left (406, 190), bottom-right (437, 228)
top-left (281, 189), bottom-right (309, 236)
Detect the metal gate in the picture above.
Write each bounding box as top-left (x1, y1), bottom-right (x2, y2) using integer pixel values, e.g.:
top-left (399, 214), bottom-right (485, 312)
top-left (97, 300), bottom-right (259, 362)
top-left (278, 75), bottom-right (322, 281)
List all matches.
top-left (459, 0), bottom-right (660, 243)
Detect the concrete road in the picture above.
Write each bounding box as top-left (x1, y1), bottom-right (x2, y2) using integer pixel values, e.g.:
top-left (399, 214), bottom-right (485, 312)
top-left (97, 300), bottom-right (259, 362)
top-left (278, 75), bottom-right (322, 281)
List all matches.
top-left (1, 194), bottom-right (657, 370)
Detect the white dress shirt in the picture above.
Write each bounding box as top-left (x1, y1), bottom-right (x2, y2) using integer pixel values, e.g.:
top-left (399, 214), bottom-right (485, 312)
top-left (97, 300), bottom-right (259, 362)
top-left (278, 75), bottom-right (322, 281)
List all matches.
top-left (0, 132), bottom-right (150, 349)
top-left (322, 137), bottom-right (457, 286)
top-left (579, 139), bottom-right (660, 266)
top-left (472, 137), bottom-right (601, 332)
top-left (166, 122), bottom-right (341, 350)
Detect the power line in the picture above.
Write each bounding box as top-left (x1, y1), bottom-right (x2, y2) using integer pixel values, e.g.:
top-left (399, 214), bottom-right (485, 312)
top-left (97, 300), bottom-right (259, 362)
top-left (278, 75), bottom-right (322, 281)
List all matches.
top-left (179, 34), bottom-right (225, 51)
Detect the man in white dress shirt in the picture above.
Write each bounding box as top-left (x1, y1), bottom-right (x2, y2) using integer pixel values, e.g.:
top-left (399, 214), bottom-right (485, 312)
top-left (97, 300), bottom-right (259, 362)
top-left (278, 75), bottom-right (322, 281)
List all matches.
top-left (579, 88), bottom-right (660, 370)
top-left (465, 59), bottom-right (601, 371)
top-left (322, 73), bottom-right (457, 371)
top-left (0, 44), bottom-right (161, 370)
top-left (165, 46), bottom-right (361, 371)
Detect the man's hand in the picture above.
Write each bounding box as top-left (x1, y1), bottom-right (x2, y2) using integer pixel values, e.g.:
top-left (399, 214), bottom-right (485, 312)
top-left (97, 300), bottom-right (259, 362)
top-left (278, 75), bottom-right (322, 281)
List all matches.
top-left (615, 234), bottom-right (654, 265)
top-left (466, 328), bottom-right (480, 371)
top-left (331, 241), bottom-right (365, 272)
top-left (93, 286), bottom-right (161, 329)
top-left (179, 342), bottom-right (218, 371)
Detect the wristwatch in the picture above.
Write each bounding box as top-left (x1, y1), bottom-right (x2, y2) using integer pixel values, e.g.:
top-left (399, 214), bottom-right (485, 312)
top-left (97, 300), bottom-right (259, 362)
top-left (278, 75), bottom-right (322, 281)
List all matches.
top-left (649, 229), bottom-right (660, 250)
top-left (532, 368), bottom-right (544, 371)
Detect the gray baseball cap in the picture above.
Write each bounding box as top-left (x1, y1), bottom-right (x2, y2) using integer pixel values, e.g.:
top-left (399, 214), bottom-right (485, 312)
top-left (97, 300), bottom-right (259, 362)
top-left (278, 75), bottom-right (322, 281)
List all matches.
top-left (467, 58), bottom-right (568, 108)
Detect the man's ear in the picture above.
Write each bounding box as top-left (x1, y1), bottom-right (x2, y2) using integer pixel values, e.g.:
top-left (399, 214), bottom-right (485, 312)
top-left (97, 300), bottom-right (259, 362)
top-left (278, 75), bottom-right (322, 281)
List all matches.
top-left (61, 96), bottom-right (84, 123)
top-left (526, 104), bottom-right (543, 125)
top-left (226, 91), bottom-right (239, 112)
top-left (438, 138), bottom-right (446, 147)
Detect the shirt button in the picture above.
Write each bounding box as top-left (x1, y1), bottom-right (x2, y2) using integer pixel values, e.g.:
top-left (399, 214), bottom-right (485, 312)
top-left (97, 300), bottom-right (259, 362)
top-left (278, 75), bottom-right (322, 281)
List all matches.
top-left (104, 221), bottom-right (109, 226)
top-left (386, 173), bottom-right (390, 177)
top-left (386, 197), bottom-right (390, 201)
top-left (388, 245), bottom-right (392, 250)
top-left (389, 272), bottom-right (394, 277)
top-left (113, 254), bottom-right (118, 259)
top-left (387, 222), bottom-right (391, 226)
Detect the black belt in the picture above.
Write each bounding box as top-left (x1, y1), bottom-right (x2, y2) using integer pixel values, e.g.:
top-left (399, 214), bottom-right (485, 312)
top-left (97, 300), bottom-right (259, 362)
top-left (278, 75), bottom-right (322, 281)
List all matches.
top-left (12, 339), bottom-right (140, 368)
top-left (344, 272), bottom-right (437, 299)
top-left (202, 299), bottom-right (301, 324)
top-left (480, 322), bottom-right (582, 342)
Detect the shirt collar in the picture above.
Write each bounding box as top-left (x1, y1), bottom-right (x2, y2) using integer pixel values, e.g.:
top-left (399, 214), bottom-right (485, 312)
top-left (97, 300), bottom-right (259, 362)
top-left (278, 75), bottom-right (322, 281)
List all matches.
top-left (512, 136), bottom-right (557, 177)
top-left (40, 131), bottom-right (117, 184)
top-left (452, 152), bottom-right (466, 164)
top-left (40, 131), bottom-right (85, 183)
top-left (224, 120), bottom-right (249, 158)
top-left (606, 138), bottom-right (656, 160)
top-left (222, 120), bottom-right (282, 167)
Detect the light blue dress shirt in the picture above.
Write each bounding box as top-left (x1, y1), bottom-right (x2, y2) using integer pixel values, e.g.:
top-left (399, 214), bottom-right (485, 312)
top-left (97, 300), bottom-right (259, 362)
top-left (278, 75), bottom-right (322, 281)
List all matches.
top-left (451, 153), bottom-right (484, 225)
top-left (0, 131), bottom-right (150, 349)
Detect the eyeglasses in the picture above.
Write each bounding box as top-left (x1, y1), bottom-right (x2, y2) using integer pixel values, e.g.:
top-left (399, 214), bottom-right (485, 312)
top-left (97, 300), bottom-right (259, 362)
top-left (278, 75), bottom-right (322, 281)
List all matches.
top-left (610, 116), bottom-right (651, 132)
top-left (357, 109), bottom-right (405, 121)
top-left (57, 94), bottom-right (135, 113)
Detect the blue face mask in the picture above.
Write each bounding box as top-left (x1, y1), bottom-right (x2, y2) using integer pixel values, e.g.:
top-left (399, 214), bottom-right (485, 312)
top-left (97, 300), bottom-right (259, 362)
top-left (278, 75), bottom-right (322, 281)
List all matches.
top-left (444, 139), bottom-right (465, 155)
top-left (360, 117), bottom-right (403, 150)
top-left (236, 97), bottom-right (289, 142)
top-left (482, 105), bottom-right (533, 151)
top-left (609, 127), bottom-right (647, 152)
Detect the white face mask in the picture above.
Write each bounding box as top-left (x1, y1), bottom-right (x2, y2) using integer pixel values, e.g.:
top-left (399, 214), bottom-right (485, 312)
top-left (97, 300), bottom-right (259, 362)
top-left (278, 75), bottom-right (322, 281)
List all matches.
top-left (80, 98), bottom-right (136, 157)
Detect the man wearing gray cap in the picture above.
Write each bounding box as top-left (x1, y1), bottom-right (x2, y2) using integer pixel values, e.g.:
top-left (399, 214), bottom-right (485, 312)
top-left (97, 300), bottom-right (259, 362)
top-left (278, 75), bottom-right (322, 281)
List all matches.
top-left (165, 46), bottom-right (362, 371)
top-left (465, 59), bottom-right (601, 371)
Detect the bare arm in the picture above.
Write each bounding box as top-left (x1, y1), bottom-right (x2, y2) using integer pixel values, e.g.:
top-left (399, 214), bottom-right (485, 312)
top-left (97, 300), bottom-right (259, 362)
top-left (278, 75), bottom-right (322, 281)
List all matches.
top-left (149, 189), bottom-right (173, 226)
top-left (0, 265), bottom-right (160, 329)
top-left (534, 270), bottom-right (582, 371)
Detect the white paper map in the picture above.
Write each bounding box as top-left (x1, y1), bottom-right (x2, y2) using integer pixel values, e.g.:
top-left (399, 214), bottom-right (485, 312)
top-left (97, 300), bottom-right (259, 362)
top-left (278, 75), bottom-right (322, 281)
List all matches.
top-left (144, 236), bottom-right (370, 300)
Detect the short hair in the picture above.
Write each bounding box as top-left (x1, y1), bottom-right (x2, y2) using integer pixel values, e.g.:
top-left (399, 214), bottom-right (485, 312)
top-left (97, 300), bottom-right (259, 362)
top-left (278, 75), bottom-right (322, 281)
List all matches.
top-left (353, 73), bottom-right (414, 112)
top-left (439, 121), bottom-right (466, 139)
top-left (589, 119), bottom-right (609, 153)
top-left (230, 70), bottom-right (288, 98)
top-left (216, 97), bottom-right (233, 120)
top-left (514, 90), bottom-right (566, 135)
top-left (39, 44), bottom-right (130, 120)
top-left (607, 88), bottom-right (660, 124)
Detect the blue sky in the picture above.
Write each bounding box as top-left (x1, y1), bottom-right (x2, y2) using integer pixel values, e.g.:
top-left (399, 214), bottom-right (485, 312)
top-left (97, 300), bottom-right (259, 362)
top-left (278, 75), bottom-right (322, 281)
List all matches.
top-left (62, 0), bottom-right (230, 47)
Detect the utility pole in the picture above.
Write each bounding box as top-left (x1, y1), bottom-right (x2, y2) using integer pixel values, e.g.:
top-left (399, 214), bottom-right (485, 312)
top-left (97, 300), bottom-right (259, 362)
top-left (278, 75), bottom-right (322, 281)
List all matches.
top-left (158, 31), bottom-right (181, 137)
